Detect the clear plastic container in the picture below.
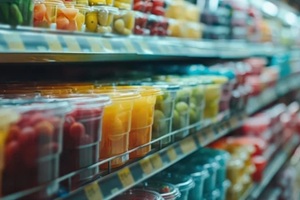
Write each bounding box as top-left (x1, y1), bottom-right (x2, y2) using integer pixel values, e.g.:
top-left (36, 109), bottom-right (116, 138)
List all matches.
top-left (49, 95), bottom-right (110, 188)
top-left (218, 180), bottom-right (231, 200)
top-left (203, 84), bottom-right (221, 119)
top-left (86, 6), bottom-right (118, 33)
top-left (74, 4), bottom-right (89, 31)
top-left (113, 9), bottom-right (135, 35)
top-left (33, 0), bottom-right (64, 29)
top-left (168, 19), bottom-right (202, 39)
top-left (169, 164), bottom-right (209, 200)
top-left (81, 89), bottom-right (140, 168)
top-left (165, 1), bottom-right (199, 22)
top-left (133, 0), bottom-right (152, 13)
top-left (56, 6), bottom-right (80, 31)
top-left (146, 14), bottom-right (169, 36)
top-left (226, 158), bottom-right (244, 184)
top-left (190, 157), bottom-right (220, 193)
top-left (114, 0), bottom-right (131, 9)
top-left (0, 109), bottom-right (20, 197)
top-left (194, 148), bottom-right (230, 187)
top-left (138, 181), bottom-right (181, 200)
top-left (0, 0), bottom-right (34, 26)
top-left (154, 172), bottom-right (195, 200)
top-left (113, 189), bottom-right (164, 200)
top-left (0, 100), bottom-right (70, 198)
top-left (134, 11), bottom-right (148, 35)
top-left (149, 83), bottom-right (178, 146)
top-left (226, 183), bottom-right (243, 200)
top-left (203, 189), bottom-right (221, 200)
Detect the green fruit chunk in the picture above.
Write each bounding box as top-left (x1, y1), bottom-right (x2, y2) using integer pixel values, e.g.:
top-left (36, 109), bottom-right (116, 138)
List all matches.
top-left (175, 102), bottom-right (189, 114)
top-left (172, 110), bottom-right (180, 130)
top-left (10, 4), bottom-right (23, 25)
top-left (189, 109), bottom-right (197, 124)
top-left (154, 110), bottom-right (165, 122)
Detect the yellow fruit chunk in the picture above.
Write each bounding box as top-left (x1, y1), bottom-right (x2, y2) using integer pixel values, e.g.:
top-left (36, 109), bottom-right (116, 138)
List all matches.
top-left (124, 11), bottom-right (134, 30)
top-left (86, 11), bottom-right (98, 32)
top-left (75, 12), bottom-right (85, 31)
top-left (114, 18), bottom-right (125, 33)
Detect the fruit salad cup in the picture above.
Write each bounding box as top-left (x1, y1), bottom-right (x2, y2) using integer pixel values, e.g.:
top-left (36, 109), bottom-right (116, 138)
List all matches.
top-left (0, 109), bottom-right (20, 197)
top-left (79, 88), bottom-right (140, 169)
top-left (203, 83), bottom-right (221, 120)
top-left (0, 100), bottom-right (70, 199)
top-left (50, 95), bottom-right (110, 189)
top-left (0, 0), bottom-right (34, 26)
top-left (86, 6), bottom-right (118, 34)
top-left (33, 0), bottom-right (64, 29)
top-left (113, 9), bottom-right (135, 35)
top-left (56, 6), bottom-right (80, 31)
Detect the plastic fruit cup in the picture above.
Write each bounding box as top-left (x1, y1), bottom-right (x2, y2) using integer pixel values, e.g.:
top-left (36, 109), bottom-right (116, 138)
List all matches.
top-left (127, 86), bottom-right (161, 159)
top-left (170, 164), bottom-right (209, 200)
top-left (203, 84), bottom-right (221, 119)
top-left (33, 0), bottom-right (64, 28)
top-left (74, 5), bottom-right (89, 31)
top-left (49, 94), bottom-right (110, 188)
top-left (226, 183), bottom-right (243, 200)
top-left (150, 83), bottom-right (178, 146)
top-left (113, 189), bottom-right (164, 200)
top-left (80, 89), bottom-right (140, 169)
top-left (226, 158), bottom-right (244, 184)
top-left (100, 90), bottom-right (139, 168)
top-left (138, 181), bottom-right (181, 200)
top-left (56, 7), bottom-right (79, 31)
top-left (113, 10), bottom-right (135, 35)
top-left (0, 100), bottom-right (70, 198)
top-left (0, 109), bottom-right (19, 197)
top-left (154, 172), bottom-right (195, 200)
top-left (0, 0), bottom-right (34, 26)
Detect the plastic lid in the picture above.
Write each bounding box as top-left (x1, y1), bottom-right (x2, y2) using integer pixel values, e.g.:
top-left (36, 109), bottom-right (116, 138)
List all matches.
top-left (141, 82), bottom-right (180, 91)
top-left (0, 99), bottom-right (72, 116)
top-left (0, 108), bottom-right (20, 127)
top-left (47, 94), bottom-right (111, 109)
top-left (139, 181), bottom-right (181, 200)
top-left (113, 189), bottom-right (163, 200)
top-left (79, 89), bottom-right (140, 101)
top-left (154, 172), bottom-right (195, 192)
top-left (93, 6), bottom-right (119, 14)
top-left (97, 86), bottom-right (163, 97)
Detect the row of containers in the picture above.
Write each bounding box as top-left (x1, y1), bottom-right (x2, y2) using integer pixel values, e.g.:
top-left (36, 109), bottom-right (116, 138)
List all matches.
top-left (0, 59), bottom-right (283, 199)
top-left (1, 0), bottom-right (299, 42)
top-left (113, 101), bottom-right (300, 200)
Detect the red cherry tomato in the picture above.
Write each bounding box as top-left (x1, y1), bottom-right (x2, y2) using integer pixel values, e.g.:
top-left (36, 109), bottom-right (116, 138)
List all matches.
top-left (133, 1), bottom-right (145, 11)
top-left (64, 115), bottom-right (75, 134)
top-left (40, 142), bottom-right (59, 156)
top-left (152, 0), bottom-right (164, 8)
top-left (6, 125), bottom-right (21, 144)
top-left (69, 122), bottom-right (86, 145)
top-left (35, 120), bottom-right (55, 144)
top-left (19, 127), bottom-right (38, 147)
top-left (4, 141), bottom-right (20, 168)
top-left (151, 7), bottom-right (165, 16)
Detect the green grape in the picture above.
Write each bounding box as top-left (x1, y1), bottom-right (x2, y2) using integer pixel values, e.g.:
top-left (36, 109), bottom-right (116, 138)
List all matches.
top-left (175, 102), bottom-right (189, 114)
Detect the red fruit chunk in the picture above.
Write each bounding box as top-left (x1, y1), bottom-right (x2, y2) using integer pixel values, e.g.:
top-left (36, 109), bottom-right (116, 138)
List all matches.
top-left (160, 185), bottom-right (170, 193)
top-left (64, 115), bottom-right (75, 134)
top-left (57, 16), bottom-right (70, 30)
top-left (4, 141), bottom-right (20, 168)
top-left (35, 120), bottom-right (54, 144)
top-left (6, 125), bottom-right (21, 143)
top-left (145, 1), bottom-right (153, 13)
top-left (19, 127), bottom-right (38, 147)
top-left (34, 3), bottom-right (47, 21)
top-left (133, 2), bottom-right (145, 11)
top-left (93, 108), bottom-right (103, 117)
top-left (29, 113), bottom-right (45, 126)
top-left (22, 145), bottom-right (38, 168)
top-left (134, 27), bottom-right (144, 35)
top-left (152, 0), bottom-right (164, 8)
top-left (40, 142), bottom-right (59, 156)
top-left (69, 122), bottom-right (85, 145)
top-left (80, 134), bottom-right (93, 145)
top-left (67, 20), bottom-right (77, 31)
top-left (76, 109), bottom-right (94, 120)
top-left (152, 7), bottom-right (165, 16)
top-left (49, 117), bottom-right (61, 128)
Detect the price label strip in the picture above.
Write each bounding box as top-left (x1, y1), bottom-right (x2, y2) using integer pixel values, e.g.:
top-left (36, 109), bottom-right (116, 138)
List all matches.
top-left (122, 40), bottom-right (136, 53)
top-left (87, 37), bottom-right (104, 52)
top-left (84, 182), bottom-right (103, 200)
top-left (180, 137), bottom-right (197, 154)
top-left (4, 33), bottom-right (25, 51)
top-left (167, 147), bottom-right (177, 162)
top-left (150, 154), bottom-right (163, 169)
top-left (139, 158), bottom-right (153, 175)
top-left (63, 36), bottom-right (81, 52)
top-left (45, 35), bottom-right (63, 52)
top-left (117, 167), bottom-right (135, 187)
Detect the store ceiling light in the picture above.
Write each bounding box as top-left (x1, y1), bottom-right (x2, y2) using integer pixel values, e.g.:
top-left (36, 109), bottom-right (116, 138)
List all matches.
top-left (262, 1), bottom-right (278, 16)
top-left (285, 12), bottom-right (297, 25)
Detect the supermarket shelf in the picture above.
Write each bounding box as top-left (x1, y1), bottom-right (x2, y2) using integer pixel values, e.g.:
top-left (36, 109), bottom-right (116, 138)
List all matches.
top-left (241, 135), bottom-right (300, 200)
top-left (58, 112), bottom-right (246, 200)
top-left (246, 72), bottom-right (300, 115)
top-left (0, 27), bottom-right (292, 63)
